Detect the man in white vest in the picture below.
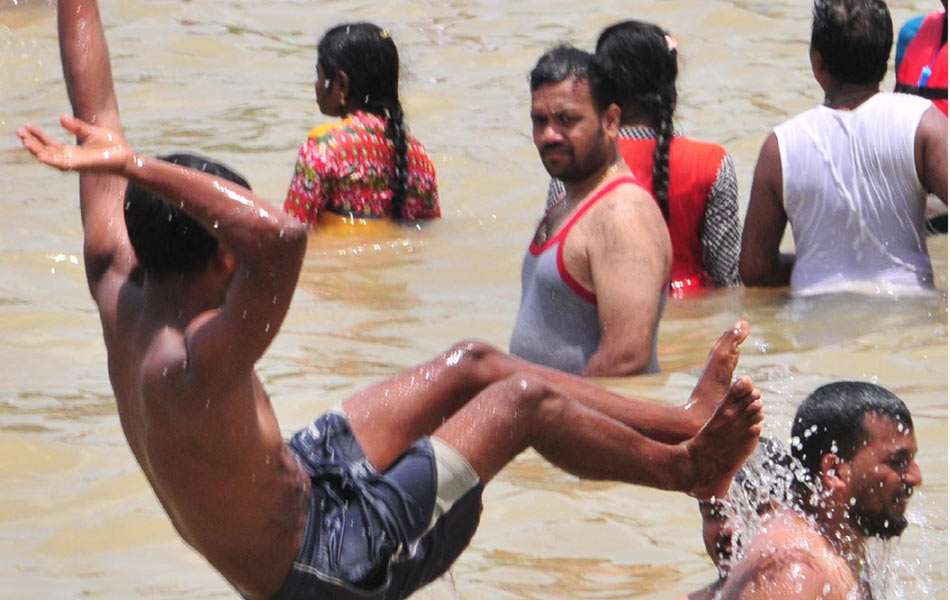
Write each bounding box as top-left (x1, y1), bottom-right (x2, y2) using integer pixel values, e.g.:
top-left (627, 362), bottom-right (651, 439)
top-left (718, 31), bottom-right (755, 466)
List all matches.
top-left (739, 0), bottom-right (947, 296)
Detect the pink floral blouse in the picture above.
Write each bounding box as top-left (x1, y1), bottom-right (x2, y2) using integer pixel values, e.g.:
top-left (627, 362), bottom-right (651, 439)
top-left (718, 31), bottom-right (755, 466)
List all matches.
top-left (285, 110), bottom-right (440, 224)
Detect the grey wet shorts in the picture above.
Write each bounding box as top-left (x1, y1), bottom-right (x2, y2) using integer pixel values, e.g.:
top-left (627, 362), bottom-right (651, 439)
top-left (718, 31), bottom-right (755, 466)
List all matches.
top-left (272, 410), bottom-right (483, 600)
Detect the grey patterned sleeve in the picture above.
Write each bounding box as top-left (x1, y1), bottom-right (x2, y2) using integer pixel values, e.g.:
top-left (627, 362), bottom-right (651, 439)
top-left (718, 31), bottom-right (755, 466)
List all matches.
top-left (701, 153), bottom-right (742, 286)
top-left (546, 178), bottom-right (565, 211)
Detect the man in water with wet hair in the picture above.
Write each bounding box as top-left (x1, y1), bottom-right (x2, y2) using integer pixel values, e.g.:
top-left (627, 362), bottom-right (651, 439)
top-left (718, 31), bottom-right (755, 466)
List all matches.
top-left (740, 0), bottom-right (947, 295)
top-left (19, 2), bottom-right (763, 598)
top-left (717, 381), bottom-right (922, 599)
top-left (510, 45), bottom-right (672, 376)
top-left (674, 438), bottom-right (794, 600)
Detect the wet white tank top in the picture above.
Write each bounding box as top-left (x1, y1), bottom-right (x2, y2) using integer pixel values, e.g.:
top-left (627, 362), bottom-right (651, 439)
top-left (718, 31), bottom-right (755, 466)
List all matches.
top-left (775, 93), bottom-right (934, 295)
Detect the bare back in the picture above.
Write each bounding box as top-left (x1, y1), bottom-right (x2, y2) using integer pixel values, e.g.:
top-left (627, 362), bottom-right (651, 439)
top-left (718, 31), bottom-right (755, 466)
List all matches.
top-left (35, 2), bottom-right (312, 596)
top-left (101, 274), bottom-right (309, 597)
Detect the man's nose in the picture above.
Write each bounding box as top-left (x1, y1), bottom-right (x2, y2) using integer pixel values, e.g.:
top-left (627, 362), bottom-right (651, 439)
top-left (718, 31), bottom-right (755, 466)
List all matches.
top-left (904, 460), bottom-right (922, 488)
top-left (539, 124), bottom-right (564, 145)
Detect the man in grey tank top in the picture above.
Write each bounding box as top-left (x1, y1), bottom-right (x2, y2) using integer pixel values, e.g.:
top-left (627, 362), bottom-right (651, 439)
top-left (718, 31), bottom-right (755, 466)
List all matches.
top-left (510, 46), bottom-right (672, 376)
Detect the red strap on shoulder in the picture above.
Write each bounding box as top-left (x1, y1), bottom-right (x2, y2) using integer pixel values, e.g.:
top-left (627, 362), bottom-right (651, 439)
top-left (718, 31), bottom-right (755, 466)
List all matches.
top-left (534, 175), bottom-right (641, 253)
top-left (554, 175), bottom-right (642, 304)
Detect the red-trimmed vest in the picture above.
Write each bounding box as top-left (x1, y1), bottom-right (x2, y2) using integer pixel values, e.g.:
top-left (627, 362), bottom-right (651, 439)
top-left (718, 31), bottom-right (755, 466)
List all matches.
top-left (618, 137), bottom-right (726, 296)
top-left (896, 10), bottom-right (948, 117)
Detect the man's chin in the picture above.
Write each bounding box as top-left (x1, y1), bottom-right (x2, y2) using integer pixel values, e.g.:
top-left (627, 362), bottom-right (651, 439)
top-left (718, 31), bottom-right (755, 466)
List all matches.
top-left (854, 511), bottom-right (909, 538)
top-left (541, 160), bottom-right (571, 180)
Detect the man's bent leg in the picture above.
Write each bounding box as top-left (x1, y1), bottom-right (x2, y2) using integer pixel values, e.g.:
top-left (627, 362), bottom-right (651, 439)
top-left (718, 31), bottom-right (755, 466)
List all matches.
top-left (489, 321), bottom-right (750, 444)
top-left (433, 373), bottom-right (763, 498)
top-left (343, 341), bottom-right (503, 472)
top-left (347, 322), bottom-right (748, 475)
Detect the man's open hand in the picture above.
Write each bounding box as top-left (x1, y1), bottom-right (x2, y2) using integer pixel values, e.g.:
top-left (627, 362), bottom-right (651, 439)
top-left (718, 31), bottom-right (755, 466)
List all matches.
top-left (18, 115), bottom-right (131, 174)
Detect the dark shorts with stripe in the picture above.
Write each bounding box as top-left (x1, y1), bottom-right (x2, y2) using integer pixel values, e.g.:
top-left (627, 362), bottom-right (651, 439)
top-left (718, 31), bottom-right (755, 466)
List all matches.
top-left (271, 411), bottom-right (484, 600)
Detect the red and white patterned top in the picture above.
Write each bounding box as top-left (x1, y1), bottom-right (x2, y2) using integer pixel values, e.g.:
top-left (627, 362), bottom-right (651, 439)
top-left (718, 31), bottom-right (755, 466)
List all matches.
top-left (284, 110), bottom-right (440, 224)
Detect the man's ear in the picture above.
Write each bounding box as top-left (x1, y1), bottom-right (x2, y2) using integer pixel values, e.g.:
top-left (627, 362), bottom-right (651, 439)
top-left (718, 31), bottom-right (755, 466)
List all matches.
top-left (337, 70), bottom-right (351, 99)
top-left (809, 49), bottom-right (828, 87)
top-left (820, 453), bottom-right (850, 491)
top-left (603, 103), bottom-right (621, 137)
top-left (213, 245), bottom-right (235, 275)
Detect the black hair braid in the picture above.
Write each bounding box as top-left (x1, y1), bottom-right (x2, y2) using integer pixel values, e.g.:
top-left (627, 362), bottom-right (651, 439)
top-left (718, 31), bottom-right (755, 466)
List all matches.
top-left (385, 102), bottom-right (410, 218)
top-left (651, 87), bottom-right (675, 222)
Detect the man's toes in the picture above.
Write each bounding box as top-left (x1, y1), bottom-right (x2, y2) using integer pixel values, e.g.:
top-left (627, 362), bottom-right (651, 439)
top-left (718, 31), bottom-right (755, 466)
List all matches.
top-left (730, 320), bottom-right (750, 346)
top-left (728, 375), bottom-right (754, 399)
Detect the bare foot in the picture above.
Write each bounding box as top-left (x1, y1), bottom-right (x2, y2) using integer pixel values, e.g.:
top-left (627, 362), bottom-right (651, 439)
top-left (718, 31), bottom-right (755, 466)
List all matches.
top-left (681, 375), bottom-right (763, 500)
top-left (682, 320), bottom-right (750, 429)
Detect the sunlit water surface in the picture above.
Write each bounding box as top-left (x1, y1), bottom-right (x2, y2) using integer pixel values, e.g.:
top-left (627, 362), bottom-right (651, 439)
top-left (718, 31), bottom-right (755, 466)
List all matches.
top-left (0, 1), bottom-right (945, 598)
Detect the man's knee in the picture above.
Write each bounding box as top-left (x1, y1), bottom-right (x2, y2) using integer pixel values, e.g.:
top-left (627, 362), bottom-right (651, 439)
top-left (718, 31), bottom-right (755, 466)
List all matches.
top-left (441, 340), bottom-right (504, 374)
top-left (498, 373), bottom-right (566, 421)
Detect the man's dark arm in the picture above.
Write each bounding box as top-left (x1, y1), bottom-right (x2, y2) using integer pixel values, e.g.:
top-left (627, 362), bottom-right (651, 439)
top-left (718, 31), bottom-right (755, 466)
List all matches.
top-left (915, 105), bottom-right (948, 205)
top-left (739, 133), bottom-right (794, 287)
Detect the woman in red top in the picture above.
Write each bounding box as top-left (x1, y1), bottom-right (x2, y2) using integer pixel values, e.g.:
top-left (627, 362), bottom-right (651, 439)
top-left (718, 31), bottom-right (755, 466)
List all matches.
top-left (285, 23), bottom-right (440, 226)
top-left (549, 21), bottom-right (741, 296)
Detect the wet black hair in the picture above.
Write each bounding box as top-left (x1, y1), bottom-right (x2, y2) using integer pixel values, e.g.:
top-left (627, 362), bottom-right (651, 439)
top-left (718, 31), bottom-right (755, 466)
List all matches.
top-left (529, 44), bottom-right (615, 114)
top-left (317, 22), bottom-right (411, 218)
top-left (791, 381), bottom-right (913, 482)
top-left (811, 0), bottom-right (893, 86)
top-left (123, 153), bottom-right (250, 275)
top-left (596, 20), bottom-right (677, 222)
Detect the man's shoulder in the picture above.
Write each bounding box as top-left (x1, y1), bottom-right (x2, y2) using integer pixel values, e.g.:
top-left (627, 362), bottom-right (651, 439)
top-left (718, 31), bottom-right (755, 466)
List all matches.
top-left (722, 512), bottom-right (853, 599)
top-left (580, 178), bottom-right (669, 254)
top-left (598, 176), bottom-right (654, 206)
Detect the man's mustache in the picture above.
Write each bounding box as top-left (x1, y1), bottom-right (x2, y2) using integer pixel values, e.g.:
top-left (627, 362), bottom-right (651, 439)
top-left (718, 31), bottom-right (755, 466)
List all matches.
top-left (542, 143), bottom-right (570, 154)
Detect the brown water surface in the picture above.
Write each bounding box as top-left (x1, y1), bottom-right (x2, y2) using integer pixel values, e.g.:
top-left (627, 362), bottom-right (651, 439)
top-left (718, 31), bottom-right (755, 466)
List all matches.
top-left (0, 1), bottom-right (945, 598)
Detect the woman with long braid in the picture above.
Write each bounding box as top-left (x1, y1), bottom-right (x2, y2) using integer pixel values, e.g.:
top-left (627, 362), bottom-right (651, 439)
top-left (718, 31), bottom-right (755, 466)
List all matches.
top-left (285, 23), bottom-right (440, 226)
top-left (547, 22), bottom-right (741, 296)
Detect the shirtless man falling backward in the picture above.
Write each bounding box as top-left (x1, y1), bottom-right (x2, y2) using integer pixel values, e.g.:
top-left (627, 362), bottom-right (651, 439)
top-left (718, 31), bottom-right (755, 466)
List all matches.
top-left (18, 2), bottom-right (764, 598)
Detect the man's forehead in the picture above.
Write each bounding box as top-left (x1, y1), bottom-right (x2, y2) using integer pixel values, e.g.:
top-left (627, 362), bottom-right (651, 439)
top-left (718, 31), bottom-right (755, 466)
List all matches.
top-left (531, 77), bottom-right (593, 107)
top-left (858, 412), bottom-right (917, 453)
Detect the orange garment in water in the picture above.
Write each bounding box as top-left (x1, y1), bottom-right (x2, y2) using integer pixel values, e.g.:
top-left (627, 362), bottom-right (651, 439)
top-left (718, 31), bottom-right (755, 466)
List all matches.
top-left (618, 136), bottom-right (728, 296)
top-left (896, 9), bottom-right (948, 117)
top-left (285, 110), bottom-right (441, 225)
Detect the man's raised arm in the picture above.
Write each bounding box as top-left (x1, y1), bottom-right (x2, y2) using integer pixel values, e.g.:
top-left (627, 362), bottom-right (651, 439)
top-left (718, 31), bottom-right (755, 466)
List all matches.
top-left (19, 115), bottom-right (308, 378)
top-left (58, 0), bottom-right (134, 298)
